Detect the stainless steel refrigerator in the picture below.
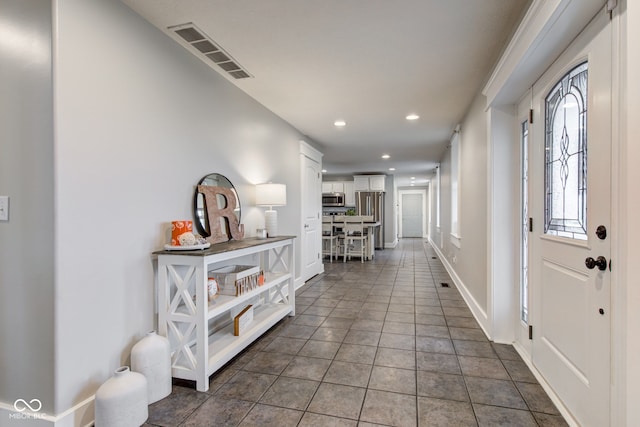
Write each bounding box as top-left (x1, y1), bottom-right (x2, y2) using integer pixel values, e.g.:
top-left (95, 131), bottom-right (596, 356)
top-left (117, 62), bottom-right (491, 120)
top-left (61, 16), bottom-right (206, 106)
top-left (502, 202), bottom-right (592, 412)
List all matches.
top-left (356, 191), bottom-right (385, 249)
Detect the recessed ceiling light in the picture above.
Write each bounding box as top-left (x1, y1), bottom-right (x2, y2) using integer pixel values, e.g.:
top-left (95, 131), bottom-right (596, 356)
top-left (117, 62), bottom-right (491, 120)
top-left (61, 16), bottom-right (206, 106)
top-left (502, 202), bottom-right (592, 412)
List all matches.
top-left (334, 120), bottom-right (346, 127)
top-left (406, 114), bottom-right (420, 121)
top-left (389, 168), bottom-right (396, 171)
top-left (411, 177), bottom-right (416, 180)
top-left (381, 154), bottom-right (390, 159)
top-left (410, 183), bottom-right (415, 186)
top-left (322, 169), bottom-right (327, 173)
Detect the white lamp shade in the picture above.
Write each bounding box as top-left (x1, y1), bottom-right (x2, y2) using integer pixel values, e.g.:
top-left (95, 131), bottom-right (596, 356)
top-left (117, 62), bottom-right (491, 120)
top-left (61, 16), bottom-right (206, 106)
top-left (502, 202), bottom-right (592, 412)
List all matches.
top-left (256, 183), bottom-right (287, 207)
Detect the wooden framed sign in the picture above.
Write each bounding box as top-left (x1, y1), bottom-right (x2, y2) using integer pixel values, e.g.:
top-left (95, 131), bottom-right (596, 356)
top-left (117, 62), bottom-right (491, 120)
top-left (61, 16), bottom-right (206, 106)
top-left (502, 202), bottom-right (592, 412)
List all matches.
top-left (233, 305), bottom-right (253, 336)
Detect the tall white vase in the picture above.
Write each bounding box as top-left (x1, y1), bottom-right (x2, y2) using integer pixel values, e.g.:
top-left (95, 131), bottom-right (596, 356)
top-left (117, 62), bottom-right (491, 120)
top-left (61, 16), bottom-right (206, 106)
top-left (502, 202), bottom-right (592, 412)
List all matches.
top-left (95, 366), bottom-right (148, 427)
top-left (131, 330), bottom-right (172, 403)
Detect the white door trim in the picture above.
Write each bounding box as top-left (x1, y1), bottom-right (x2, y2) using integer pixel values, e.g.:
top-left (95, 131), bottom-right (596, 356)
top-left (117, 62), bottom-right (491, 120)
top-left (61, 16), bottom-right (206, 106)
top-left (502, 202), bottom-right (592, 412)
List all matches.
top-left (608, 4), bottom-right (630, 426)
top-left (486, 105), bottom-right (518, 344)
top-left (299, 140), bottom-right (323, 287)
top-left (398, 189), bottom-right (428, 238)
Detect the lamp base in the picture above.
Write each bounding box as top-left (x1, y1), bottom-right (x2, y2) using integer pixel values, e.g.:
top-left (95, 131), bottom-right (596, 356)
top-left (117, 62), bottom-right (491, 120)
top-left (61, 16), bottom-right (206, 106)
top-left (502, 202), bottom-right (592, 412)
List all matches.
top-left (265, 210), bottom-right (278, 237)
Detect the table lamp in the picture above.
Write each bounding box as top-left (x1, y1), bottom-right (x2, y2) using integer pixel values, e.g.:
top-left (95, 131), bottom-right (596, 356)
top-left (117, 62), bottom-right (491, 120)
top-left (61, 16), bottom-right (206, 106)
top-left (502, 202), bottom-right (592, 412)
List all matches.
top-left (256, 183), bottom-right (286, 237)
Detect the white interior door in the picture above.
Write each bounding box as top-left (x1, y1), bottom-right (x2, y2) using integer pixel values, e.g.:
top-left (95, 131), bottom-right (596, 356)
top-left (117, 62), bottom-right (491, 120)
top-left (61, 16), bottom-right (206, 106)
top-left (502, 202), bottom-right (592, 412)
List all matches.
top-left (530, 10), bottom-right (611, 426)
top-left (301, 151), bottom-right (322, 281)
top-left (401, 193), bottom-right (423, 237)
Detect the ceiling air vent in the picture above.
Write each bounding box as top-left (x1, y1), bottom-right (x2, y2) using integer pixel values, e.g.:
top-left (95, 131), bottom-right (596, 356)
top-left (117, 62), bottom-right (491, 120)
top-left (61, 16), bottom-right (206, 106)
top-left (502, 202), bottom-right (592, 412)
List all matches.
top-left (168, 23), bottom-right (252, 80)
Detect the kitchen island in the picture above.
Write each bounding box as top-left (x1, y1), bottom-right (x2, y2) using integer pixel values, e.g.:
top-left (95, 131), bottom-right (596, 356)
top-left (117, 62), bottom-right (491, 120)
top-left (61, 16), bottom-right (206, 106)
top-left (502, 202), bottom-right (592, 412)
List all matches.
top-left (323, 215), bottom-right (380, 261)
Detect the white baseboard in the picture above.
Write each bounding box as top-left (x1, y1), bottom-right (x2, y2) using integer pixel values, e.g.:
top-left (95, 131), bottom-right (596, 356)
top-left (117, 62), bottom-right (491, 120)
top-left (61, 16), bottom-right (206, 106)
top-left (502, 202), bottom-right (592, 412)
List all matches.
top-left (427, 237), bottom-right (491, 339)
top-left (511, 342), bottom-right (579, 427)
top-left (0, 396), bottom-right (94, 427)
top-left (294, 277), bottom-right (306, 290)
top-left (385, 238), bottom-right (398, 248)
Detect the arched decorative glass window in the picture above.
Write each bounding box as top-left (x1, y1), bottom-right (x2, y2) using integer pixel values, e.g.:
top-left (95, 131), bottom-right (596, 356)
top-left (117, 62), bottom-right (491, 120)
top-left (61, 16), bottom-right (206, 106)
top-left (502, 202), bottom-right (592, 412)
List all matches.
top-left (544, 62), bottom-right (588, 240)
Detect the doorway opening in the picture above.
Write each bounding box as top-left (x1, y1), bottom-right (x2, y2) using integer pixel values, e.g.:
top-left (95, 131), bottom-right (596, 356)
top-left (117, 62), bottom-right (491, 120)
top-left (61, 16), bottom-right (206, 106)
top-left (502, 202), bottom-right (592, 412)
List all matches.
top-left (398, 188), bottom-right (428, 239)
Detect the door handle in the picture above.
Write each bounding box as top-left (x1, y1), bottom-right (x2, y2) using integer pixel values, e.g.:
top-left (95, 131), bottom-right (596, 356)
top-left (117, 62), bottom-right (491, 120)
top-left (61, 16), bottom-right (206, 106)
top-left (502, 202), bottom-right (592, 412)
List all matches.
top-left (585, 256), bottom-right (607, 271)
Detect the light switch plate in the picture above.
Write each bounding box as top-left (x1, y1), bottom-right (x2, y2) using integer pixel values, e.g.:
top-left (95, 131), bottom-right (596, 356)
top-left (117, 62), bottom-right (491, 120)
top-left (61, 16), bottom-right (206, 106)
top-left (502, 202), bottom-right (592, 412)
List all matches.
top-left (0, 196), bottom-right (9, 221)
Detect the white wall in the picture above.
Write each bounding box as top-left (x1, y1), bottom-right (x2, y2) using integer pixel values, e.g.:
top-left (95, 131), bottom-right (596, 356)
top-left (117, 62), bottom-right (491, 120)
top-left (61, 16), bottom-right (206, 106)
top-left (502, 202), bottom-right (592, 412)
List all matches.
top-left (0, 0), bottom-right (55, 414)
top-left (457, 94), bottom-right (490, 312)
top-left (384, 175), bottom-right (397, 248)
top-left (433, 153), bottom-right (451, 251)
top-left (430, 93), bottom-right (489, 325)
top-left (50, 0), bottom-right (308, 416)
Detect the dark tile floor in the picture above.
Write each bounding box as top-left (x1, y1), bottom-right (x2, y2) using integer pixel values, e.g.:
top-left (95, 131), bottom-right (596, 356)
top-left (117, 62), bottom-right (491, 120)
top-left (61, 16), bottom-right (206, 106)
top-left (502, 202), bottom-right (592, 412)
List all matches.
top-left (144, 238), bottom-right (568, 427)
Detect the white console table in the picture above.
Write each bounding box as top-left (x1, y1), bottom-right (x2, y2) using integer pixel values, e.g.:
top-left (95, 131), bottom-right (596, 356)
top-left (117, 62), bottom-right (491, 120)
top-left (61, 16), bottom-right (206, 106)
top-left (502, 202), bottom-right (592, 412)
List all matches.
top-left (154, 236), bottom-right (295, 392)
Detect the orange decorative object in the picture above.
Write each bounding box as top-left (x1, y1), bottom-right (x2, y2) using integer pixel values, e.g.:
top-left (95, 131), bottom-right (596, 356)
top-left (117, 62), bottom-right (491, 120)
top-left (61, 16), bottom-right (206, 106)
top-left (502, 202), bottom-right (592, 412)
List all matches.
top-left (171, 220), bottom-right (193, 246)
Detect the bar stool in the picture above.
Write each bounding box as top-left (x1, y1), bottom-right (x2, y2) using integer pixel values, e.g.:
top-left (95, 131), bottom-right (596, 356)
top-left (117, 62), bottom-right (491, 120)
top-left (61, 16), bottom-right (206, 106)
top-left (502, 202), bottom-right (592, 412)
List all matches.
top-left (343, 217), bottom-right (368, 263)
top-left (331, 215), bottom-right (346, 257)
top-left (322, 216), bottom-right (339, 262)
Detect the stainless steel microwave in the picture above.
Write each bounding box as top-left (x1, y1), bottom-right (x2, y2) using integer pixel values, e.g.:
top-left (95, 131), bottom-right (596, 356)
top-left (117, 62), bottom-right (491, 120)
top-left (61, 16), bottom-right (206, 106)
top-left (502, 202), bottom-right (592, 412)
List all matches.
top-left (322, 192), bottom-right (345, 207)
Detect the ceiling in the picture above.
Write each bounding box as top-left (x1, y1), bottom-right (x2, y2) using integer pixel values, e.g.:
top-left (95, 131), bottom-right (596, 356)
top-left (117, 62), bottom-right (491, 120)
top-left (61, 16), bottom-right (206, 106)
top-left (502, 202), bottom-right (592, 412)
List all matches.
top-left (122, 0), bottom-right (531, 187)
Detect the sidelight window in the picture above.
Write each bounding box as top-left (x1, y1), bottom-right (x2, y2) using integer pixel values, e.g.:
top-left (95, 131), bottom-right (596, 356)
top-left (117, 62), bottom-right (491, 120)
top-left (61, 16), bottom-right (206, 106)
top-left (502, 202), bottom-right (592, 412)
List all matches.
top-left (544, 62), bottom-right (588, 240)
top-left (520, 119), bottom-right (529, 323)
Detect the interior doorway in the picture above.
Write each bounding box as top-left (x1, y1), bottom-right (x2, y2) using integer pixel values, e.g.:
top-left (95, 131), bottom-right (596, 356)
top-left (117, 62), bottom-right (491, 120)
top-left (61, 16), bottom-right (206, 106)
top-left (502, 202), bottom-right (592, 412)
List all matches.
top-left (300, 141), bottom-right (323, 284)
top-left (398, 189), bottom-right (428, 238)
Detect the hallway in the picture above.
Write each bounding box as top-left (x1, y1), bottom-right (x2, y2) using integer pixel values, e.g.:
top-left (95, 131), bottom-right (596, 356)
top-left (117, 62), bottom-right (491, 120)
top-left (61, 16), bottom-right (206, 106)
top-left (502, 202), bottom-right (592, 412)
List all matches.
top-left (145, 239), bottom-right (566, 426)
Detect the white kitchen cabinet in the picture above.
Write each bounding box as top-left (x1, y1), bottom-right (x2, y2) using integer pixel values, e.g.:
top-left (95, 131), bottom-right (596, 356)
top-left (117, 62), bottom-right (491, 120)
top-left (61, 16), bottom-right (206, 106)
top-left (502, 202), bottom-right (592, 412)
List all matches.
top-left (353, 176), bottom-right (370, 191)
top-left (353, 175), bottom-right (386, 192)
top-left (369, 175), bottom-right (386, 191)
top-left (322, 182), bottom-right (345, 193)
top-left (344, 182), bottom-right (355, 206)
top-left (331, 182), bottom-right (344, 193)
top-left (154, 237), bottom-right (295, 392)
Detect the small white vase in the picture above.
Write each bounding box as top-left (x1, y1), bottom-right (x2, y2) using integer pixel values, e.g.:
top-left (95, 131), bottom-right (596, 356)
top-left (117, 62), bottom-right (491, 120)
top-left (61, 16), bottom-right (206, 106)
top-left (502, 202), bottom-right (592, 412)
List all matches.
top-left (95, 366), bottom-right (148, 427)
top-left (131, 330), bottom-right (172, 403)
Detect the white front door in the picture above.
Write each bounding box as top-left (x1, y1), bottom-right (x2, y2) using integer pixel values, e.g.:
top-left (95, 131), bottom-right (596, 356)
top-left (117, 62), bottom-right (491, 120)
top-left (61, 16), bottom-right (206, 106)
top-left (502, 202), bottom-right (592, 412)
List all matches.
top-left (300, 150), bottom-right (322, 282)
top-left (530, 10), bottom-right (612, 426)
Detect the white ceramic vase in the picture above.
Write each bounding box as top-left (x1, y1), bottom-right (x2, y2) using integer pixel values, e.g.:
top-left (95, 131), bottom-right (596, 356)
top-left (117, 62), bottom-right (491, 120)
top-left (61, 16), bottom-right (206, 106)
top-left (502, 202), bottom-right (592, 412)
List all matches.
top-left (94, 366), bottom-right (148, 427)
top-left (131, 330), bottom-right (171, 403)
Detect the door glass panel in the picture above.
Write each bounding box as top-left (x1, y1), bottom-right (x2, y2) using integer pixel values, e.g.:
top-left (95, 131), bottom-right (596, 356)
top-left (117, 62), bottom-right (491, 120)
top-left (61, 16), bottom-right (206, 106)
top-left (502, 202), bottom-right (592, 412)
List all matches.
top-left (544, 62), bottom-right (588, 240)
top-left (521, 119), bottom-right (529, 323)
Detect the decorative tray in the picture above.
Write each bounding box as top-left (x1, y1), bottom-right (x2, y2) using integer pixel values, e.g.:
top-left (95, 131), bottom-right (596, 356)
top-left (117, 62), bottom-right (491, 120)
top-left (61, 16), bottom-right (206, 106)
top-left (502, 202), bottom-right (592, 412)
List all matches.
top-left (163, 242), bottom-right (211, 251)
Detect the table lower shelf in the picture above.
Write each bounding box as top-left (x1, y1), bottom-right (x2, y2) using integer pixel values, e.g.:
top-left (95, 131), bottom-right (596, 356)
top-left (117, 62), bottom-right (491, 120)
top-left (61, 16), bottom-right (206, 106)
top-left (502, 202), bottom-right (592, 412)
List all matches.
top-left (171, 302), bottom-right (292, 390)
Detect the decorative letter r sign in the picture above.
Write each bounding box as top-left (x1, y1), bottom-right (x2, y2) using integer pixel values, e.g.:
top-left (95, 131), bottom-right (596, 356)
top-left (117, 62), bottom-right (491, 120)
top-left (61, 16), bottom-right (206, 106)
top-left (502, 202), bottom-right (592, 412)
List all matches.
top-left (197, 185), bottom-right (244, 244)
